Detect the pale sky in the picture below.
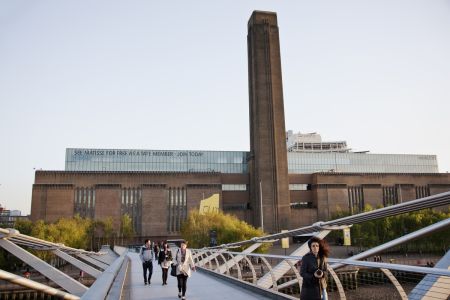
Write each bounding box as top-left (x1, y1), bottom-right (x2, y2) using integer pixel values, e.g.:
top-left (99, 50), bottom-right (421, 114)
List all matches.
top-left (1, 1), bottom-right (449, 215)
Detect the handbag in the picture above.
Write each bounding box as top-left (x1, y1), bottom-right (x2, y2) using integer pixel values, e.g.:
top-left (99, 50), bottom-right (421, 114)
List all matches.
top-left (170, 249), bottom-right (180, 277)
top-left (170, 263), bottom-right (177, 277)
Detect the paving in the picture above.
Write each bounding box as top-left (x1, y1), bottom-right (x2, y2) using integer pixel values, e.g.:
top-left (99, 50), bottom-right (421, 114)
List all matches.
top-left (128, 252), bottom-right (273, 300)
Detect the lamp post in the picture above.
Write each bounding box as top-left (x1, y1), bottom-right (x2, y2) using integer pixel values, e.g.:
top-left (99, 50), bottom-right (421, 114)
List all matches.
top-left (259, 180), bottom-right (263, 232)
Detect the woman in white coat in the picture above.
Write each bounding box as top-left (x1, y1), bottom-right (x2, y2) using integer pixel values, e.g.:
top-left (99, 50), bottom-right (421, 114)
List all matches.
top-left (173, 240), bottom-right (195, 300)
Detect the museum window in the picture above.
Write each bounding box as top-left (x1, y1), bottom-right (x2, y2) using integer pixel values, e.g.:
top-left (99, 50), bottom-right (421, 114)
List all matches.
top-left (222, 184), bottom-right (247, 191)
top-left (415, 185), bottom-right (430, 199)
top-left (74, 187), bottom-right (95, 218)
top-left (289, 184), bottom-right (308, 191)
top-left (348, 186), bottom-right (364, 214)
top-left (290, 202), bottom-right (312, 209)
top-left (167, 187), bottom-right (187, 233)
top-left (121, 188), bottom-right (142, 235)
top-left (382, 186), bottom-right (398, 207)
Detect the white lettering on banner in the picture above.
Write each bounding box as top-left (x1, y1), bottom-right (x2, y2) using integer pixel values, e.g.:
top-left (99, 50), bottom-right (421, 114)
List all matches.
top-left (71, 149), bottom-right (204, 158)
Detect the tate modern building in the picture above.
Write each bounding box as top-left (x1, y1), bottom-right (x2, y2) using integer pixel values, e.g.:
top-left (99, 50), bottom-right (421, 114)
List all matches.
top-left (31, 11), bottom-right (450, 238)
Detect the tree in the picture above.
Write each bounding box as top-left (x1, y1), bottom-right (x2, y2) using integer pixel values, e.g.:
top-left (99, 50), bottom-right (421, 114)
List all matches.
top-left (120, 214), bottom-right (135, 238)
top-left (29, 216), bottom-right (92, 249)
top-left (13, 218), bottom-right (33, 235)
top-left (181, 211), bottom-right (270, 252)
top-left (329, 207), bottom-right (450, 252)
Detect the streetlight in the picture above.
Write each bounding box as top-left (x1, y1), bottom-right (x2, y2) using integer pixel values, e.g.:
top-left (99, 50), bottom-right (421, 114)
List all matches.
top-left (259, 180), bottom-right (264, 232)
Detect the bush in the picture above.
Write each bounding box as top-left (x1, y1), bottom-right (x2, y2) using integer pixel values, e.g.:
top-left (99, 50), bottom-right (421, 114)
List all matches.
top-left (181, 211), bottom-right (270, 252)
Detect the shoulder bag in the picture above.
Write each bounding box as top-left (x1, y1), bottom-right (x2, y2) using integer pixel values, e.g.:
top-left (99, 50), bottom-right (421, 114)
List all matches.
top-left (170, 249), bottom-right (179, 277)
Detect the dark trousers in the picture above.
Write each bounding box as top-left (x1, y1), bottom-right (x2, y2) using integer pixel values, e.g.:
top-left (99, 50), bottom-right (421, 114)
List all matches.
top-left (142, 261), bottom-right (153, 283)
top-left (162, 267), bottom-right (168, 284)
top-left (177, 274), bottom-right (188, 296)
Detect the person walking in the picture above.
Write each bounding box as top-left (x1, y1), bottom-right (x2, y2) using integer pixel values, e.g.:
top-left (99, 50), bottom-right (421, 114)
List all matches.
top-left (300, 237), bottom-right (330, 300)
top-left (153, 241), bottom-right (160, 261)
top-left (173, 240), bottom-right (195, 300)
top-left (139, 239), bottom-right (154, 285)
top-left (158, 241), bottom-right (173, 285)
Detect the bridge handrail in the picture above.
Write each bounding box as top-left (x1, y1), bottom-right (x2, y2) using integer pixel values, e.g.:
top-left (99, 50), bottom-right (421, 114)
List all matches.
top-left (105, 254), bottom-right (130, 300)
top-left (0, 227), bottom-right (97, 255)
top-left (80, 249), bottom-right (129, 300)
top-left (205, 191), bottom-right (450, 249)
top-left (0, 269), bottom-right (80, 300)
top-left (198, 250), bottom-right (450, 277)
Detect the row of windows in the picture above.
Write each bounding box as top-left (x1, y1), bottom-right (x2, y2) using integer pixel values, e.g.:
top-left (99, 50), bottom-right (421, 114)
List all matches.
top-left (222, 184), bottom-right (247, 191)
top-left (416, 186), bottom-right (430, 199)
top-left (288, 164), bottom-right (438, 174)
top-left (348, 186), bottom-right (364, 214)
top-left (346, 185), bottom-right (431, 214)
top-left (66, 161), bottom-right (247, 173)
top-left (67, 149), bottom-right (247, 162)
top-left (167, 188), bottom-right (187, 233)
top-left (74, 188), bottom-right (95, 218)
top-left (66, 149), bottom-right (438, 174)
top-left (290, 202), bottom-right (312, 209)
top-left (121, 188), bottom-right (142, 234)
top-left (383, 186), bottom-right (399, 207)
top-left (287, 152), bottom-right (438, 173)
top-left (289, 184), bottom-right (310, 191)
top-left (73, 185), bottom-right (432, 221)
top-left (288, 152), bottom-right (437, 165)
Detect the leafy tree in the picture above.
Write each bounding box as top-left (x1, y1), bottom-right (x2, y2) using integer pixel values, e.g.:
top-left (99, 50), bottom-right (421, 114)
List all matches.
top-left (99, 217), bottom-right (115, 239)
top-left (30, 216), bottom-right (92, 249)
top-left (120, 214), bottom-right (135, 238)
top-left (181, 211), bottom-right (270, 252)
top-left (13, 218), bottom-right (33, 235)
top-left (329, 207), bottom-right (450, 252)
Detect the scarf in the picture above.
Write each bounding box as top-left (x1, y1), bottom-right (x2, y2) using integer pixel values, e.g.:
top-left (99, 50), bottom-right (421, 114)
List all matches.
top-left (181, 248), bottom-right (186, 263)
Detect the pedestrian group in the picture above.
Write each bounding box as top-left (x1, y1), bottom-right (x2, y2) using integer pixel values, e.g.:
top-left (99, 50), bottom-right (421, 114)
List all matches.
top-left (140, 239), bottom-right (195, 300)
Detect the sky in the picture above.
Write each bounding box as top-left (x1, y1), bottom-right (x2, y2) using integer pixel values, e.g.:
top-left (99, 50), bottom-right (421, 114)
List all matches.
top-left (1, 1), bottom-right (449, 215)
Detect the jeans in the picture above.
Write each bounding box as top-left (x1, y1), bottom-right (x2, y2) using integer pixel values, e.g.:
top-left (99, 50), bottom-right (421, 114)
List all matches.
top-left (142, 261), bottom-right (153, 283)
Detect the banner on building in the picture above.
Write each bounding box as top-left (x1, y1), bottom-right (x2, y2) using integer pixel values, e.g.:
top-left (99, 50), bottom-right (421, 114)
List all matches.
top-left (199, 194), bottom-right (220, 214)
top-left (343, 227), bottom-right (351, 246)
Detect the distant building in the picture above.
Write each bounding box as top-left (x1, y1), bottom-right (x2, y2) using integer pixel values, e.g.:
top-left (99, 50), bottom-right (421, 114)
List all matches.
top-left (285, 130), bottom-right (438, 174)
top-left (30, 11), bottom-right (450, 238)
top-left (287, 131), bottom-right (350, 153)
top-left (0, 205), bottom-right (25, 227)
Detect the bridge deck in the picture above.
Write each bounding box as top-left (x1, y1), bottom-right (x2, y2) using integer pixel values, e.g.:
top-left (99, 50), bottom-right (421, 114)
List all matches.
top-left (128, 252), bottom-right (272, 300)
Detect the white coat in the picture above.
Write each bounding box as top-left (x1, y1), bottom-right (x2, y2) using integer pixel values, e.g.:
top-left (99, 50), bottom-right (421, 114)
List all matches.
top-left (173, 248), bottom-right (195, 277)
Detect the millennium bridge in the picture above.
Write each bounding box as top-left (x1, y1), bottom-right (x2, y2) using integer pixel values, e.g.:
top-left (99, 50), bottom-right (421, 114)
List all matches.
top-left (1, 192), bottom-right (449, 299)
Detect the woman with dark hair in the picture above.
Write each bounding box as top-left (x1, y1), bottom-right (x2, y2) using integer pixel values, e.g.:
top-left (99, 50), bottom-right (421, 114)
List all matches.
top-left (300, 237), bottom-right (330, 300)
top-left (158, 241), bottom-right (172, 285)
top-left (173, 240), bottom-right (195, 300)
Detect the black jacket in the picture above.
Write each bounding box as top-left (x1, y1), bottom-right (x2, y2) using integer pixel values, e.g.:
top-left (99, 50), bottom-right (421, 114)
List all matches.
top-left (300, 252), bottom-right (327, 300)
top-left (158, 249), bottom-right (172, 264)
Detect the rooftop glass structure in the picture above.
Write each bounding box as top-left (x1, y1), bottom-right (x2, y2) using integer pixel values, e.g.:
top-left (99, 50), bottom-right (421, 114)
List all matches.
top-left (65, 148), bottom-right (248, 173)
top-left (287, 152), bottom-right (438, 174)
top-left (65, 148), bottom-right (439, 174)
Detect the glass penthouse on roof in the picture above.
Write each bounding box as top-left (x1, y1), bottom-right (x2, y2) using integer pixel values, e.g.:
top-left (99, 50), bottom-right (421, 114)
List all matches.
top-left (65, 148), bottom-right (248, 173)
top-left (65, 148), bottom-right (439, 174)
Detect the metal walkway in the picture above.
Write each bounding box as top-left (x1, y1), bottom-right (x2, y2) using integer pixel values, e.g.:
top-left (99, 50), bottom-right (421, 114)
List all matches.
top-left (1, 192), bottom-right (449, 299)
top-left (126, 252), bottom-right (275, 300)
